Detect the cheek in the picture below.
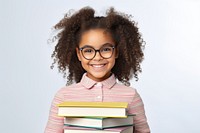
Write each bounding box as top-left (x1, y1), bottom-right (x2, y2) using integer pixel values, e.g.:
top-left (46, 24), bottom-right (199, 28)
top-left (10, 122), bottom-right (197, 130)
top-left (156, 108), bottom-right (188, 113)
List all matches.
top-left (80, 60), bottom-right (90, 71)
top-left (80, 58), bottom-right (89, 66)
top-left (109, 57), bottom-right (116, 67)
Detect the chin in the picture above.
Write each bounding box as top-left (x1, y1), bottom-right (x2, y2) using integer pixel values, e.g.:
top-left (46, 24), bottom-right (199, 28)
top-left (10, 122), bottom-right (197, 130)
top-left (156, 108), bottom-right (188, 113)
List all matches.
top-left (89, 72), bottom-right (109, 81)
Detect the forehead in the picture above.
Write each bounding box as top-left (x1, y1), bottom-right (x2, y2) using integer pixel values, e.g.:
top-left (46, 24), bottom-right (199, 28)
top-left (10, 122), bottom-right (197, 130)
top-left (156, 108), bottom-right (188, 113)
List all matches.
top-left (79, 29), bottom-right (115, 48)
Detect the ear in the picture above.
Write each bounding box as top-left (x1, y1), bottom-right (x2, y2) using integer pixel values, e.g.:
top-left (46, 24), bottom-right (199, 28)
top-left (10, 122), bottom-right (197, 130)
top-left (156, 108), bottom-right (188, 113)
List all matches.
top-left (76, 47), bottom-right (82, 61)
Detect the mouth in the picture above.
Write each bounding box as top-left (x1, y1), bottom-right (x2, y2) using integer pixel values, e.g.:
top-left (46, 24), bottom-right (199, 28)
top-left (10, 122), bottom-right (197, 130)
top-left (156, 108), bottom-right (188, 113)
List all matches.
top-left (90, 64), bottom-right (106, 68)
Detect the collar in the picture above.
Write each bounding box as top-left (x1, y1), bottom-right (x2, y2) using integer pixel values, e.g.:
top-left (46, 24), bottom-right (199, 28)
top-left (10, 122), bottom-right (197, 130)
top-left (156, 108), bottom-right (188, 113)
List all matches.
top-left (80, 73), bottom-right (116, 89)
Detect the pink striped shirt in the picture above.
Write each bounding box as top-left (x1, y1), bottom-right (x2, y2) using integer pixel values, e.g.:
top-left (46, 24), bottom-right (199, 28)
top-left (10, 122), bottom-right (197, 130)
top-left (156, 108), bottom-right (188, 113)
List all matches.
top-left (45, 73), bottom-right (150, 133)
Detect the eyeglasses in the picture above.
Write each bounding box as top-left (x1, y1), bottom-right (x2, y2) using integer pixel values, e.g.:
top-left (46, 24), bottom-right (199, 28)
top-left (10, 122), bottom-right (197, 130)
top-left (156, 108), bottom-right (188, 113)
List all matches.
top-left (79, 44), bottom-right (115, 60)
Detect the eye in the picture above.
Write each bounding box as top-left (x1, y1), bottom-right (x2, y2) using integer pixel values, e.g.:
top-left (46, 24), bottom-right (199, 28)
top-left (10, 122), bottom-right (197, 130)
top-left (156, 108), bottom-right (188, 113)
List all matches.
top-left (101, 47), bottom-right (112, 52)
top-left (83, 48), bottom-right (94, 54)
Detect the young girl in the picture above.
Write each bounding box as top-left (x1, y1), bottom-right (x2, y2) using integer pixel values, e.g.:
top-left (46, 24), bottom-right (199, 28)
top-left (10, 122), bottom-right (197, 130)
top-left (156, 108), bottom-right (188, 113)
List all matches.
top-left (45, 7), bottom-right (150, 133)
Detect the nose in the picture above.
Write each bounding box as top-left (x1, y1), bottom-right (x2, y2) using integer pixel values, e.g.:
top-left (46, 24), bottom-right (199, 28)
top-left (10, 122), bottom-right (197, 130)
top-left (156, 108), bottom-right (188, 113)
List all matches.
top-left (93, 50), bottom-right (102, 60)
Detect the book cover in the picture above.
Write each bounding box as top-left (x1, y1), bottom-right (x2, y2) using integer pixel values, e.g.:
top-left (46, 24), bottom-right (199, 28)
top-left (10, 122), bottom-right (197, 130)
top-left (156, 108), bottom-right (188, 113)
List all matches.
top-left (58, 102), bottom-right (128, 108)
top-left (64, 126), bottom-right (133, 133)
top-left (57, 102), bottom-right (128, 117)
top-left (64, 115), bottom-right (134, 129)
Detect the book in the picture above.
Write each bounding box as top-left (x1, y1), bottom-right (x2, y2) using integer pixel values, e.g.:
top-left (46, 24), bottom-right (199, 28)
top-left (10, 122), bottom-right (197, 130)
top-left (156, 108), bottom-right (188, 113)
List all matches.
top-left (64, 115), bottom-right (134, 129)
top-left (57, 102), bottom-right (128, 117)
top-left (64, 126), bottom-right (133, 133)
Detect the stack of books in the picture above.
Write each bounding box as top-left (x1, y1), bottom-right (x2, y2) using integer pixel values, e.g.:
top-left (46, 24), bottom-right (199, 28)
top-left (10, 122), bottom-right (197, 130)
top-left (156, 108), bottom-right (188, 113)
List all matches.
top-left (57, 101), bottom-right (134, 133)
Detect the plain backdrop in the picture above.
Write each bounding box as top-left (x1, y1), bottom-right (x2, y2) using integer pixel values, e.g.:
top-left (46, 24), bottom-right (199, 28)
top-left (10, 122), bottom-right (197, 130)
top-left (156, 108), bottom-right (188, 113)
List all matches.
top-left (0, 0), bottom-right (200, 133)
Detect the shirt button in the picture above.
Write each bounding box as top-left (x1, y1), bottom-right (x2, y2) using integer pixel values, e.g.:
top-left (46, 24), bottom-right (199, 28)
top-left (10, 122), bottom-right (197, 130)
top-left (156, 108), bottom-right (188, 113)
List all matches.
top-left (97, 96), bottom-right (101, 99)
top-left (95, 82), bottom-right (102, 87)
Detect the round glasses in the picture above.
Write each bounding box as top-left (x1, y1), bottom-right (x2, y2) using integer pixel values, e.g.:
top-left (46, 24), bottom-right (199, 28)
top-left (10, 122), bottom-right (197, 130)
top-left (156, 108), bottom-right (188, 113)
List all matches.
top-left (79, 45), bottom-right (115, 60)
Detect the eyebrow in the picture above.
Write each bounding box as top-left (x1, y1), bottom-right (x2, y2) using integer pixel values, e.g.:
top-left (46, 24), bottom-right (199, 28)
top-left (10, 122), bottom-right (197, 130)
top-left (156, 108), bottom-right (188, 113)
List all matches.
top-left (79, 43), bottom-right (115, 49)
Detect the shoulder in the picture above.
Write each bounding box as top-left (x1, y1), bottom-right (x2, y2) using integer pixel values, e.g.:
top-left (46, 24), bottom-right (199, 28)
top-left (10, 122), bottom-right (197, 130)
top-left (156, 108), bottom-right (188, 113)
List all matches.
top-left (114, 82), bottom-right (136, 90)
top-left (49, 83), bottom-right (83, 105)
top-left (114, 82), bottom-right (137, 95)
top-left (54, 83), bottom-right (82, 96)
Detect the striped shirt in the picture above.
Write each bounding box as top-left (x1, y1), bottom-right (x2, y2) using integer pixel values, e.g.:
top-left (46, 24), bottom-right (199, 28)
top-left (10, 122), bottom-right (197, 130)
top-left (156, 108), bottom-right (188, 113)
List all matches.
top-left (45, 73), bottom-right (150, 133)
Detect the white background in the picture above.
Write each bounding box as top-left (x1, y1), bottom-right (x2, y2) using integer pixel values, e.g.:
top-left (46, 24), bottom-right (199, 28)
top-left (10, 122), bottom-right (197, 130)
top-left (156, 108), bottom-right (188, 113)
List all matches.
top-left (0, 0), bottom-right (200, 132)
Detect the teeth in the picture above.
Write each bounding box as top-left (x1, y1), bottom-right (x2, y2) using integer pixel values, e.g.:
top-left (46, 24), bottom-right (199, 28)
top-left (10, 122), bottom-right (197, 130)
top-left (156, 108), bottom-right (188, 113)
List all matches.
top-left (92, 64), bottom-right (104, 68)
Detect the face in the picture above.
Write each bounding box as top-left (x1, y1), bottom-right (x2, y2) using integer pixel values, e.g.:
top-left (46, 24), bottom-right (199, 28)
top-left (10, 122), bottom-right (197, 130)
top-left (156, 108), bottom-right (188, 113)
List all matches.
top-left (76, 29), bottom-right (118, 82)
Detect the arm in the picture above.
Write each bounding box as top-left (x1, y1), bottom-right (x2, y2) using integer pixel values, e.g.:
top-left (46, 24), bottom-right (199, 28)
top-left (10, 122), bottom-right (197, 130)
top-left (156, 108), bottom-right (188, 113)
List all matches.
top-left (44, 90), bottom-right (64, 133)
top-left (128, 90), bottom-right (150, 133)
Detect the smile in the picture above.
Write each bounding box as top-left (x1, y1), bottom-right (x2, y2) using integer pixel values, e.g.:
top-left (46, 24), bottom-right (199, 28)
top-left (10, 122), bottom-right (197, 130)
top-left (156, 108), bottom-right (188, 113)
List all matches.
top-left (90, 64), bottom-right (106, 68)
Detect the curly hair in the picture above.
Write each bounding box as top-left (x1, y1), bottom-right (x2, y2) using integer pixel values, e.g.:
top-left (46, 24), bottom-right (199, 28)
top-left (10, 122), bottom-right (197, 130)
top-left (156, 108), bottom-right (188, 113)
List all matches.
top-left (50, 6), bottom-right (145, 86)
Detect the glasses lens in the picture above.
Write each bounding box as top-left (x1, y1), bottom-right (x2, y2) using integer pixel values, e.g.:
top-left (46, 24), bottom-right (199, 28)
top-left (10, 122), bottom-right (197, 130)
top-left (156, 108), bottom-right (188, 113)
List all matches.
top-left (82, 47), bottom-right (95, 59)
top-left (100, 46), bottom-right (113, 58)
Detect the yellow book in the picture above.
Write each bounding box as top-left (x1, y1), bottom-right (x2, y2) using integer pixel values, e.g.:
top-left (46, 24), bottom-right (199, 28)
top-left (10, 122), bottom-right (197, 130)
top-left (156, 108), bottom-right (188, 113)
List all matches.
top-left (57, 102), bottom-right (128, 108)
top-left (57, 102), bottom-right (128, 118)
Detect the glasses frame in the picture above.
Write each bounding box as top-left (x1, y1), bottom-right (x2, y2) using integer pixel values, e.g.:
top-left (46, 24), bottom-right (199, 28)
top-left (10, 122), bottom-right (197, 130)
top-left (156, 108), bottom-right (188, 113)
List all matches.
top-left (79, 45), bottom-right (115, 60)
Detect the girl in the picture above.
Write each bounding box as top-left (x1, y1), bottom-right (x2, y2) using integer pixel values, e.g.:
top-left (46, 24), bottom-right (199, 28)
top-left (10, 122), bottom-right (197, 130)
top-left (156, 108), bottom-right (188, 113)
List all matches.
top-left (45, 7), bottom-right (150, 133)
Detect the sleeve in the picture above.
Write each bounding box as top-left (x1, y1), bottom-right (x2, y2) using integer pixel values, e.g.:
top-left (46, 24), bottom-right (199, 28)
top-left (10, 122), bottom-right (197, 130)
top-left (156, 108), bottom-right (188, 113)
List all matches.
top-left (44, 90), bottom-right (64, 133)
top-left (128, 90), bottom-right (150, 133)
